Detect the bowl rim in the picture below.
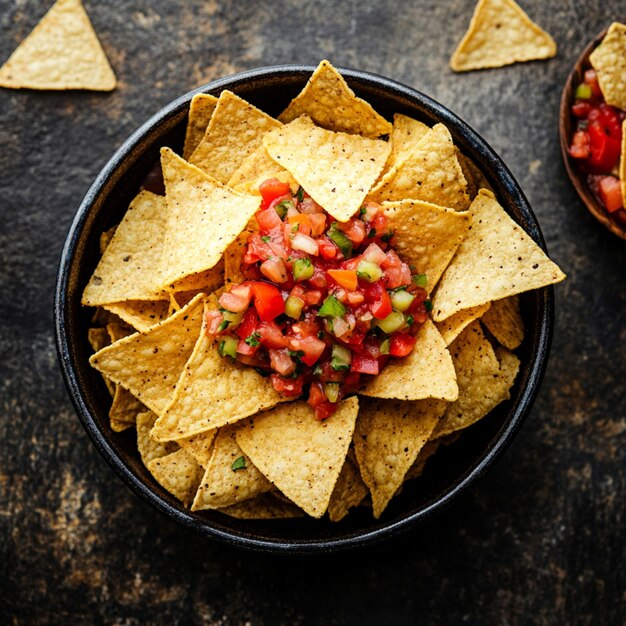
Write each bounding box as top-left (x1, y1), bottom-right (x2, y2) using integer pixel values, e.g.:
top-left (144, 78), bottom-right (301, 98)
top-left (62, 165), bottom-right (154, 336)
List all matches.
top-left (55, 64), bottom-right (554, 554)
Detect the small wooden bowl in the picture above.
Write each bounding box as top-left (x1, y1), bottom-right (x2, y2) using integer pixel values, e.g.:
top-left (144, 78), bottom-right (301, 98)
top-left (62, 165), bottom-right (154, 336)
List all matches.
top-left (559, 27), bottom-right (626, 241)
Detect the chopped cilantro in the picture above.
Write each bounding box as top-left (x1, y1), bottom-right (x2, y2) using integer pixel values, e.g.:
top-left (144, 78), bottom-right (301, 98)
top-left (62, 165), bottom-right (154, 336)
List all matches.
top-left (245, 332), bottom-right (261, 347)
top-left (217, 320), bottom-right (230, 332)
top-left (412, 274), bottom-right (428, 287)
top-left (424, 299), bottom-right (433, 312)
top-left (296, 186), bottom-right (305, 202)
top-left (381, 230), bottom-right (395, 242)
top-left (261, 235), bottom-right (271, 243)
top-left (231, 456), bottom-right (246, 471)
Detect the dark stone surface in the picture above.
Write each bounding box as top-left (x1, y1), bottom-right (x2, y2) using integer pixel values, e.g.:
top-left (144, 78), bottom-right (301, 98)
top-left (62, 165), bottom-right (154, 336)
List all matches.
top-left (1, 1), bottom-right (625, 624)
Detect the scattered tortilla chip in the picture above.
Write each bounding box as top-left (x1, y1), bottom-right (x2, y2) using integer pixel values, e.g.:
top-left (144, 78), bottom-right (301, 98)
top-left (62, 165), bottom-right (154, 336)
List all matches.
top-left (0, 0), bottom-right (116, 91)
top-left (382, 198), bottom-right (472, 294)
top-left (481, 295), bottom-right (524, 350)
top-left (354, 398), bottom-right (447, 518)
top-left (147, 448), bottom-right (203, 506)
top-left (227, 144), bottom-right (297, 193)
top-left (263, 116), bottom-right (390, 222)
top-left (87, 327), bottom-right (115, 396)
top-left (621, 120), bottom-right (626, 207)
top-left (436, 303), bottom-right (491, 346)
top-left (328, 452), bottom-right (369, 522)
top-left (175, 430), bottom-right (216, 468)
top-left (183, 93), bottom-right (219, 159)
top-left (189, 90), bottom-right (281, 183)
top-left (218, 493), bottom-right (304, 519)
top-left (431, 190), bottom-right (565, 321)
top-left (136, 410), bottom-right (179, 466)
top-left (90, 294), bottom-right (205, 416)
top-left (158, 148), bottom-right (260, 289)
top-left (589, 23), bottom-right (626, 110)
top-left (279, 60), bottom-right (392, 138)
top-left (370, 124), bottom-right (470, 211)
top-left (99, 226), bottom-right (117, 255)
top-left (385, 114), bottom-right (430, 172)
top-left (360, 319), bottom-right (458, 402)
top-left (83, 191), bottom-right (170, 306)
top-left (450, 0), bottom-right (557, 72)
top-left (102, 299), bottom-right (170, 332)
top-left (236, 398), bottom-right (359, 518)
top-left (192, 426), bottom-right (273, 511)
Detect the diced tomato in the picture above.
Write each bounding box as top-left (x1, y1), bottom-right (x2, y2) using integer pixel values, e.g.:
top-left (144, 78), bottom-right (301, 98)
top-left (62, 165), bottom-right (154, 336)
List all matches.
top-left (362, 243), bottom-right (387, 265)
top-left (347, 291), bottom-right (365, 305)
top-left (318, 236), bottom-right (338, 260)
top-left (314, 401), bottom-right (336, 420)
top-left (236, 338), bottom-right (258, 356)
top-left (304, 290), bottom-right (323, 306)
top-left (597, 103), bottom-right (622, 140)
top-left (269, 349), bottom-right (296, 376)
top-left (288, 335), bottom-right (326, 366)
top-left (219, 284), bottom-right (252, 313)
top-left (256, 205), bottom-right (283, 230)
top-left (569, 130), bottom-right (591, 159)
top-left (389, 333), bottom-right (417, 357)
top-left (288, 213), bottom-right (312, 236)
top-left (204, 309), bottom-right (223, 335)
top-left (235, 307), bottom-right (259, 340)
top-left (597, 176), bottom-right (624, 213)
top-left (338, 219), bottom-right (366, 245)
top-left (248, 281), bottom-right (285, 322)
top-left (307, 382), bottom-right (326, 408)
top-left (351, 354), bottom-right (379, 375)
top-left (259, 178), bottom-right (291, 210)
top-left (299, 197), bottom-right (323, 214)
top-left (317, 361), bottom-right (345, 383)
top-left (270, 373), bottom-right (304, 396)
top-left (328, 269), bottom-right (358, 291)
top-left (588, 122), bottom-right (621, 172)
top-left (309, 213), bottom-right (327, 237)
top-left (308, 267), bottom-right (327, 289)
top-left (260, 257), bottom-right (288, 283)
top-left (572, 101), bottom-right (592, 118)
top-left (369, 212), bottom-right (389, 236)
top-left (257, 321), bottom-right (288, 349)
top-left (343, 372), bottom-right (361, 391)
top-left (363, 281), bottom-right (393, 319)
top-left (360, 201), bottom-right (380, 222)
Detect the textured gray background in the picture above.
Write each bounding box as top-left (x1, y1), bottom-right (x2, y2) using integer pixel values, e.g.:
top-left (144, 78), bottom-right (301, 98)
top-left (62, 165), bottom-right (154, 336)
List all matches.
top-left (1, 1), bottom-right (625, 624)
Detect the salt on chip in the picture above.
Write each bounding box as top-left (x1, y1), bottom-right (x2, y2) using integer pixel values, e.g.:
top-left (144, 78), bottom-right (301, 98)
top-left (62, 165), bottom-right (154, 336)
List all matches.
top-left (589, 23), bottom-right (626, 110)
top-left (102, 299), bottom-right (170, 332)
top-left (192, 426), bottom-right (273, 511)
top-left (385, 113), bottom-right (430, 172)
top-left (382, 198), bottom-right (472, 294)
top-left (360, 319), bottom-right (458, 402)
top-left (263, 116), bottom-right (390, 222)
top-left (354, 398), bottom-right (447, 518)
top-left (327, 453), bottom-right (368, 522)
top-left (481, 295), bottom-right (524, 350)
top-left (83, 191), bottom-right (169, 306)
top-left (0, 0), bottom-right (116, 91)
top-left (183, 93), bottom-right (219, 159)
top-left (218, 493), bottom-right (304, 519)
top-left (450, 0), bottom-right (557, 72)
top-left (158, 148), bottom-right (260, 289)
top-left (189, 90), bottom-right (281, 183)
top-left (89, 294), bottom-right (205, 416)
top-left (147, 448), bottom-right (203, 507)
top-left (136, 410), bottom-right (179, 466)
top-left (436, 302), bottom-right (491, 346)
top-left (370, 124), bottom-right (470, 211)
top-left (278, 60), bottom-right (392, 138)
top-left (236, 398), bottom-right (359, 518)
top-left (175, 430), bottom-right (216, 469)
top-left (431, 190), bottom-right (565, 322)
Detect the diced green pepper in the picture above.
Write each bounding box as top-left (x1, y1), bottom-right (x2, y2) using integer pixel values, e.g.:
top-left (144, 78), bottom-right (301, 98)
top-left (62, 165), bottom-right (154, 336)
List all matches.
top-left (218, 336), bottom-right (238, 359)
top-left (412, 274), bottom-right (428, 287)
top-left (331, 343), bottom-right (352, 371)
top-left (379, 338), bottom-right (390, 355)
top-left (285, 295), bottom-right (305, 319)
top-left (327, 226), bottom-right (353, 258)
top-left (575, 83), bottom-right (592, 100)
top-left (390, 289), bottom-right (416, 312)
top-left (223, 310), bottom-right (244, 326)
top-left (375, 311), bottom-right (406, 334)
top-left (324, 382), bottom-right (341, 403)
top-left (318, 295), bottom-right (347, 319)
top-left (357, 259), bottom-right (383, 283)
top-left (292, 257), bottom-right (314, 281)
top-left (274, 199), bottom-right (294, 219)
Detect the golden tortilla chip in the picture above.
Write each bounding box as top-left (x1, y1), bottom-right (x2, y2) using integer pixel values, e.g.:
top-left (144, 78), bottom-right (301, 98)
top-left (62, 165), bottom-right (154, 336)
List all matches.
top-left (102, 300), bottom-right (170, 332)
top-left (83, 191), bottom-right (169, 306)
top-left (354, 398), bottom-right (447, 518)
top-left (385, 114), bottom-right (430, 172)
top-left (360, 319), bottom-right (459, 402)
top-left (90, 294), bottom-right (205, 416)
top-left (263, 116), bottom-right (390, 222)
top-left (192, 426), bottom-right (273, 511)
top-left (136, 410), bottom-right (179, 466)
top-left (370, 124), bottom-right (470, 211)
top-left (436, 303), bottom-right (491, 346)
top-left (218, 493), bottom-right (304, 519)
top-left (590, 23), bottom-right (626, 110)
top-left (183, 93), bottom-right (219, 159)
top-left (382, 198), bottom-right (472, 294)
top-left (175, 430), bottom-right (216, 468)
top-left (278, 60), bottom-right (392, 138)
top-left (227, 144), bottom-right (297, 192)
top-left (158, 148), bottom-right (260, 289)
top-left (0, 0), bottom-right (116, 91)
top-left (224, 220), bottom-right (257, 285)
top-left (450, 0), bottom-right (557, 72)
top-left (236, 398), bottom-right (359, 518)
top-left (147, 448), bottom-right (203, 506)
top-left (87, 327), bottom-right (115, 396)
top-left (99, 226), bottom-right (117, 255)
top-left (404, 440), bottom-right (441, 481)
top-left (327, 453), bottom-right (368, 522)
top-left (432, 190), bottom-right (565, 321)
top-left (456, 150), bottom-right (477, 200)
top-left (481, 295), bottom-right (524, 350)
top-left (167, 260), bottom-right (225, 295)
top-left (189, 90), bottom-right (281, 183)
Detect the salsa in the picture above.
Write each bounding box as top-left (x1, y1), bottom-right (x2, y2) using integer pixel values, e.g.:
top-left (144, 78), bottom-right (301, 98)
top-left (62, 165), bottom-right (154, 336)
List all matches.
top-left (568, 68), bottom-right (626, 224)
top-left (204, 178), bottom-right (431, 420)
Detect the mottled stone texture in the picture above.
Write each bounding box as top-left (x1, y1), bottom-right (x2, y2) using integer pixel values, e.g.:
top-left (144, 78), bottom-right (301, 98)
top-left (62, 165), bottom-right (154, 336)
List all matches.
top-left (1, 0), bottom-right (625, 624)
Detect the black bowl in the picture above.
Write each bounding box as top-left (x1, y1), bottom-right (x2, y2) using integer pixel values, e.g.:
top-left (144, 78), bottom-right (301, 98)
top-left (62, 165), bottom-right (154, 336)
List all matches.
top-left (54, 65), bottom-right (554, 554)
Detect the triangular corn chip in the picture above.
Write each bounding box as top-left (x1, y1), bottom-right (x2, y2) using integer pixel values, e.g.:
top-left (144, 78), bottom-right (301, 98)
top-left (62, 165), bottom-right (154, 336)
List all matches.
top-left (370, 124), bottom-right (470, 211)
top-left (189, 90), bottom-right (281, 183)
top-left (450, 0), bottom-right (557, 72)
top-left (227, 144), bottom-right (297, 193)
top-left (278, 60), bottom-right (392, 138)
top-left (0, 0), bottom-right (116, 91)
top-left (87, 327), bottom-right (114, 396)
top-left (147, 448), bottom-right (203, 506)
top-left (158, 148), bottom-right (260, 289)
top-left (328, 453), bottom-right (368, 522)
top-left (236, 398), bottom-right (359, 518)
top-left (183, 93), bottom-right (219, 159)
top-left (354, 398), bottom-right (447, 518)
top-left (481, 295), bottom-right (524, 350)
top-left (385, 114), bottom-right (430, 172)
top-left (436, 303), bottom-right (491, 346)
top-left (218, 493), bottom-right (304, 519)
top-left (89, 294), bottom-right (205, 416)
top-left (360, 319), bottom-right (458, 402)
top-left (590, 23), bottom-right (626, 110)
top-left (431, 190), bottom-right (565, 321)
top-left (136, 410), bottom-right (179, 466)
top-left (102, 300), bottom-right (170, 332)
top-left (175, 430), bottom-right (216, 468)
top-left (99, 226), bottom-right (117, 255)
top-left (404, 439), bottom-right (442, 481)
top-left (263, 116), bottom-right (390, 222)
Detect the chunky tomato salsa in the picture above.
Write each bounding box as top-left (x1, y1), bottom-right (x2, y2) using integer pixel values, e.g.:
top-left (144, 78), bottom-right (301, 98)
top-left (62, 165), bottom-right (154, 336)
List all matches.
top-left (204, 178), bottom-right (431, 420)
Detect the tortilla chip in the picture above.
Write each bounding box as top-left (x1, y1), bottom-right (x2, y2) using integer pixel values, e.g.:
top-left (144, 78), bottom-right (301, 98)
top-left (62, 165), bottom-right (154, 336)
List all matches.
top-left (263, 116), bottom-right (390, 222)
top-left (327, 453), bottom-right (369, 522)
top-left (175, 430), bottom-right (216, 469)
top-left (102, 300), bottom-right (170, 332)
top-left (385, 114), bottom-right (430, 172)
top-left (192, 426), bottom-right (273, 511)
top-left (236, 398), bottom-right (359, 518)
top-left (382, 198), bottom-right (472, 294)
top-left (433, 322), bottom-right (519, 438)
top-left (218, 493), bottom-right (305, 519)
top-left (167, 260), bottom-right (225, 294)
top-left (147, 448), bottom-right (203, 506)
top-left (590, 23), bottom-right (626, 110)
top-left (621, 120), bottom-right (626, 207)
top-left (99, 226), bottom-right (117, 255)
top-left (0, 0), bottom-right (116, 91)
top-left (465, 158), bottom-right (494, 193)
top-left (436, 303), bottom-right (491, 346)
top-left (360, 319), bottom-right (458, 402)
top-left (189, 90), bottom-right (281, 183)
top-left (404, 440), bottom-right (441, 481)
top-left (456, 150), bottom-right (478, 200)
top-left (224, 220), bottom-right (256, 285)
top-left (227, 144), bottom-right (297, 192)
top-left (136, 410), bottom-right (179, 466)
top-left (370, 124), bottom-right (470, 211)
top-left (450, 0), bottom-right (557, 72)
top-left (89, 294), bottom-right (205, 416)
top-left (158, 148), bottom-right (260, 289)
top-left (481, 295), bottom-right (524, 350)
top-left (83, 191), bottom-right (169, 306)
top-left (278, 60), bottom-right (391, 138)
top-left (354, 398), bottom-right (447, 518)
top-left (87, 327), bottom-right (115, 396)
top-left (431, 190), bottom-right (565, 321)
top-left (183, 93), bottom-right (219, 159)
